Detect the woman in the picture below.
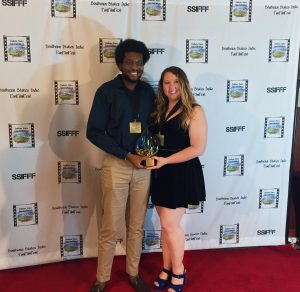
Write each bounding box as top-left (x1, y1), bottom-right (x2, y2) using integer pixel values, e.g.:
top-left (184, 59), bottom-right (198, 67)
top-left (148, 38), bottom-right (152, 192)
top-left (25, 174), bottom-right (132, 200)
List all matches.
top-left (148, 66), bottom-right (207, 292)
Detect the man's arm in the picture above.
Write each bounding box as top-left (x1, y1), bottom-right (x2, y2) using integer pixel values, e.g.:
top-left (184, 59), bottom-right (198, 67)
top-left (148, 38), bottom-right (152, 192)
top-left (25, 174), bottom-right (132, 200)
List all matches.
top-left (86, 87), bottom-right (128, 159)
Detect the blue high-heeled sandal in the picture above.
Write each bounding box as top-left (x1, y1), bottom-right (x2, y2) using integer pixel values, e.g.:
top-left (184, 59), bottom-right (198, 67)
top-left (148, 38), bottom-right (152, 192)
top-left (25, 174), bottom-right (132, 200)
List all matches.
top-left (153, 267), bottom-right (172, 290)
top-left (168, 269), bottom-right (186, 292)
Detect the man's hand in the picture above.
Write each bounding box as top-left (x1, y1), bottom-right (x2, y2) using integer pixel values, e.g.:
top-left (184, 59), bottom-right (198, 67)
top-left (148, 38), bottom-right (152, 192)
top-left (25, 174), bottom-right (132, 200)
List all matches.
top-left (126, 153), bottom-right (147, 169)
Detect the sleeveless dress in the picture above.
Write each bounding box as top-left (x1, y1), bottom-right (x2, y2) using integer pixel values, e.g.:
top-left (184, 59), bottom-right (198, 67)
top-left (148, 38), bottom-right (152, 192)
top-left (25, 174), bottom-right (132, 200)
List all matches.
top-left (149, 113), bottom-right (206, 209)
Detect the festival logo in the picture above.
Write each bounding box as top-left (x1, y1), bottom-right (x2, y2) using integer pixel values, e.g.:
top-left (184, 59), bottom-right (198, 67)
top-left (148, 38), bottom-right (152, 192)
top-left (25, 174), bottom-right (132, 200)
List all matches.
top-left (257, 229), bottom-right (276, 236)
top-left (51, 0), bottom-right (76, 18)
top-left (143, 230), bottom-right (161, 250)
top-left (9, 123), bottom-right (35, 148)
top-left (142, 0), bottom-right (166, 21)
top-left (12, 173), bottom-right (36, 180)
top-left (187, 5), bottom-right (209, 13)
top-left (259, 188), bottom-right (279, 209)
top-left (60, 235), bottom-right (83, 258)
top-left (99, 38), bottom-right (122, 63)
top-left (13, 203), bottom-right (38, 227)
top-left (186, 39), bottom-right (208, 63)
top-left (264, 117), bottom-right (285, 138)
top-left (227, 80), bottom-right (248, 102)
top-left (219, 224), bottom-right (239, 244)
top-left (269, 39), bottom-right (290, 62)
top-left (226, 126), bottom-right (246, 133)
top-left (2, 0), bottom-right (28, 7)
top-left (57, 130), bottom-right (80, 137)
top-left (229, 0), bottom-right (252, 22)
top-left (185, 202), bottom-right (204, 214)
top-left (267, 86), bottom-right (287, 94)
top-left (3, 36), bottom-right (31, 62)
top-left (223, 155), bottom-right (244, 176)
top-left (58, 161), bottom-right (81, 183)
top-left (54, 80), bottom-right (79, 105)
top-left (148, 48), bottom-right (165, 55)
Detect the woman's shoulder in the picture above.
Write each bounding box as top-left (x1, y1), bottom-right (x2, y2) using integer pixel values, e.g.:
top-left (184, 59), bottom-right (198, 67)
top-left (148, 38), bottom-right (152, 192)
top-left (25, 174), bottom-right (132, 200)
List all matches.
top-left (191, 104), bottom-right (205, 119)
top-left (192, 103), bottom-right (203, 112)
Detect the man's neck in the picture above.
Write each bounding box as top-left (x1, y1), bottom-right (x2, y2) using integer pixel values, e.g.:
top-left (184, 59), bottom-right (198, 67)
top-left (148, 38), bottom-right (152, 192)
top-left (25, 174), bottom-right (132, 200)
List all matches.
top-left (122, 76), bottom-right (138, 91)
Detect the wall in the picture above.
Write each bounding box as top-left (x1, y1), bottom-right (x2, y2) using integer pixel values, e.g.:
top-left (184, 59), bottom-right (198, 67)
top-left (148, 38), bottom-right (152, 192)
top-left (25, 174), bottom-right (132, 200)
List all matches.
top-left (0, 0), bottom-right (300, 269)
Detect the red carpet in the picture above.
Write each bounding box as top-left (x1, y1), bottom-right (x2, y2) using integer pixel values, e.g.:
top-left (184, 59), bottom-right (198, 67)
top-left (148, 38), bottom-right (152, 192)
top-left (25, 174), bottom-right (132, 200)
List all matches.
top-left (0, 244), bottom-right (299, 292)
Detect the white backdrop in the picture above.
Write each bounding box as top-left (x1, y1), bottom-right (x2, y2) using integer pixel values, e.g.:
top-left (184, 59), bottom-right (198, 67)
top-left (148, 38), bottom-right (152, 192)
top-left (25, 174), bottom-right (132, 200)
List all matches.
top-left (0, 0), bottom-right (300, 270)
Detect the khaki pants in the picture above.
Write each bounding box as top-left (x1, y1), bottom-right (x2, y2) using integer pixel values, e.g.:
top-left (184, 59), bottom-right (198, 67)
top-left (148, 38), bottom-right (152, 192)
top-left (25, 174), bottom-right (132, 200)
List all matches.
top-left (96, 155), bottom-right (150, 282)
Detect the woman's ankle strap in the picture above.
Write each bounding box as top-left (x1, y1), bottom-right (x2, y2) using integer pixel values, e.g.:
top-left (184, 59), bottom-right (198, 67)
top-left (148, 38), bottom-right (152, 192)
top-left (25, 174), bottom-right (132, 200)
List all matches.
top-left (172, 268), bottom-right (186, 279)
top-left (162, 267), bottom-right (171, 274)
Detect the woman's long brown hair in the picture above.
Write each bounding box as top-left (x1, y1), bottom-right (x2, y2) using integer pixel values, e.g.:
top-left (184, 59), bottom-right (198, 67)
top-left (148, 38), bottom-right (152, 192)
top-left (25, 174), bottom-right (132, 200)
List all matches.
top-left (151, 66), bottom-right (198, 129)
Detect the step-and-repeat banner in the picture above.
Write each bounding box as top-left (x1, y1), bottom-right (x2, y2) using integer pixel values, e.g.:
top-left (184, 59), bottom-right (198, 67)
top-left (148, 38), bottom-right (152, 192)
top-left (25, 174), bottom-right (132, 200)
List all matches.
top-left (0, 0), bottom-right (300, 269)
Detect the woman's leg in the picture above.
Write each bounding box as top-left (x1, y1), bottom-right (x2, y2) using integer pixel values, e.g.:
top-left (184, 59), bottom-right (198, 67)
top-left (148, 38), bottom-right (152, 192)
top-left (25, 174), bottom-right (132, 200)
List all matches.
top-left (153, 206), bottom-right (172, 287)
top-left (157, 206), bottom-right (186, 290)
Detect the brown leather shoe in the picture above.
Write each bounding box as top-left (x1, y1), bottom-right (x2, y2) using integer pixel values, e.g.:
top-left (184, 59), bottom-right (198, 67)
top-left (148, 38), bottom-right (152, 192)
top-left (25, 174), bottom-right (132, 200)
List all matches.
top-left (90, 281), bottom-right (106, 292)
top-left (128, 275), bottom-right (150, 292)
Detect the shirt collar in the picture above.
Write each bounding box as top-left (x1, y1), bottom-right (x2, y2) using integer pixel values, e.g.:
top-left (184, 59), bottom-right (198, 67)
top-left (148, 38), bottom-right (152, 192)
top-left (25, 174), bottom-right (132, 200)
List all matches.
top-left (113, 74), bottom-right (142, 91)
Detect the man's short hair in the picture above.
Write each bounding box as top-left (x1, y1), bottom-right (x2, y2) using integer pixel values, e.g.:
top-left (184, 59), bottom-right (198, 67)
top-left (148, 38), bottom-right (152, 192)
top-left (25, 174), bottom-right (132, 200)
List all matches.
top-left (115, 39), bottom-right (150, 66)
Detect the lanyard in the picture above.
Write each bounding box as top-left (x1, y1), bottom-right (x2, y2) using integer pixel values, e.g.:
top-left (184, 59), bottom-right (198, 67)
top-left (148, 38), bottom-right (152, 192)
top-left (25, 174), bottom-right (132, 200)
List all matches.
top-left (126, 88), bottom-right (141, 121)
top-left (159, 100), bottom-right (181, 132)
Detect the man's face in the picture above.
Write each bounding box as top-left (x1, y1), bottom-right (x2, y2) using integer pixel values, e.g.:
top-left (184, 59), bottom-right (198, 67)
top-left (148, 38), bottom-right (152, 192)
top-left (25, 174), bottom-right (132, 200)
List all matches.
top-left (119, 52), bottom-right (144, 84)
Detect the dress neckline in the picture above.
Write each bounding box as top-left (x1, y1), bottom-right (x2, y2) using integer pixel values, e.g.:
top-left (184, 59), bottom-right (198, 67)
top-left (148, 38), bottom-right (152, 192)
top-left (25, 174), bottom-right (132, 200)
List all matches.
top-left (165, 112), bottom-right (181, 123)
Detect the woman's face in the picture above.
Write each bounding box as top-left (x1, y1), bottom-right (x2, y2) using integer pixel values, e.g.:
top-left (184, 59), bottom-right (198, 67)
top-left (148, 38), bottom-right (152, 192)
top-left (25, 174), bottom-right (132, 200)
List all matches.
top-left (162, 71), bottom-right (181, 103)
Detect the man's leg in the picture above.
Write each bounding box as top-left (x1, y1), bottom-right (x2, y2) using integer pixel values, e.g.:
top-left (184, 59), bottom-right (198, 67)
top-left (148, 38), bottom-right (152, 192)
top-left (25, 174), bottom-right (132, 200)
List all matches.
top-left (125, 167), bottom-right (151, 276)
top-left (96, 156), bottom-right (131, 282)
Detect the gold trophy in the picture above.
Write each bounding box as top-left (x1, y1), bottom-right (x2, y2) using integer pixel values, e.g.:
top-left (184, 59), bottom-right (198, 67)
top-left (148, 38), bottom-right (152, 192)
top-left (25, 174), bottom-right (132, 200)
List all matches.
top-left (136, 128), bottom-right (159, 167)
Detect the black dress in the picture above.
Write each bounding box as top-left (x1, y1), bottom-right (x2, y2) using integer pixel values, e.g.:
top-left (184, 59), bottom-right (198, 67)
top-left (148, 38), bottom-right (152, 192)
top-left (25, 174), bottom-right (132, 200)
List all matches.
top-left (149, 113), bottom-right (206, 209)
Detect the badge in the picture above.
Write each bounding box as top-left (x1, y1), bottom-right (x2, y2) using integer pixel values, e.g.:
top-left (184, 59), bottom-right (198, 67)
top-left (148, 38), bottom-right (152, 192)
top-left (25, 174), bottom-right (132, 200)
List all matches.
top-left (157, 133), bottom-right (164, 146)
top-left (129, 122), bottom-right (142, 134)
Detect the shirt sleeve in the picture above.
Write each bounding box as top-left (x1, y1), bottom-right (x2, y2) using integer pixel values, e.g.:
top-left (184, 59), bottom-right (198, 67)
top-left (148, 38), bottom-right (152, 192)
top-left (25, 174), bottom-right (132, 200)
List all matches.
top-left (86, 87), bottom-right (128, 159)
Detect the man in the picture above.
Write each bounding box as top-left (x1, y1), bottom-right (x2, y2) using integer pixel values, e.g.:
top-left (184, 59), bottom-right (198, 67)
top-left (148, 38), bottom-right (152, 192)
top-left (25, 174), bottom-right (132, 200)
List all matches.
top-left (87, 39), bottom-right (155, 292)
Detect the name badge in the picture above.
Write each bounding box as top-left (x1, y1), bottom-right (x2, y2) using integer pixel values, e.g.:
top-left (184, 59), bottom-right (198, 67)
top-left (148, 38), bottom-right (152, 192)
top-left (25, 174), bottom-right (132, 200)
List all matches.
top-left (129, 122), bottom-right (142, 134)
top-left (157, 134), bottom-right (164, 146)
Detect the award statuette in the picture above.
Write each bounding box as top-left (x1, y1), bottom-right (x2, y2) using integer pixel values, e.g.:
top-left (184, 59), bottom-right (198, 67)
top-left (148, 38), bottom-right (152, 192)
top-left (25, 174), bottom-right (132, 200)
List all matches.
top-left (136, 129), bottom-right (159, 167)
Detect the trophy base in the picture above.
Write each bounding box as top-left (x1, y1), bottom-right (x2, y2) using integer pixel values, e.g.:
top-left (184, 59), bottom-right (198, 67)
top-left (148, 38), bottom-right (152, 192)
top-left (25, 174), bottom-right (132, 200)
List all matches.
top-left (145, 157), bottom-right (156, 167)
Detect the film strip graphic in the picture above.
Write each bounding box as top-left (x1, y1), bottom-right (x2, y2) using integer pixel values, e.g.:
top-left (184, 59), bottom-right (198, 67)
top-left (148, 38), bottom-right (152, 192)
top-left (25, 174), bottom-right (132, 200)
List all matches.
top-left (219, 224), bottom-right (240, 245)
top-left (223, 155), bottom-right (244, 176)
top-left (268, 39), bottom-right (290, 62)
top-left (264, 117), bottom-right (285, 138)
top-left (58, 161), bottom-right (81, 183)
top-left (13, 203), bottom-right (38, 227)
top-left (51, 0), bottom-right (76, 18)
top-left (186, 39), bottom-right (208, 63)
top-left (142, 0), bottom-right (166, 21)
top-left (229, 0), bottom-right (252, 22)
top-left (259, 188), bottom-right (280, 209)
top-left (186, 201), bottom-right (205, 214)
top-left (9, 123), bottom-right (35, 148)
top-left (54, 80), bottom-right (79, 105)
top-left (99, 38), bottom-right (122, 63)
top-left (60, 235), bottom-right (83, 258)
top-left (3, 36), bottom-right (31, 62)
top-left (226, 79), bottom-right (248, 102)
top-left (142, 230), bottom-right (162, 250)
